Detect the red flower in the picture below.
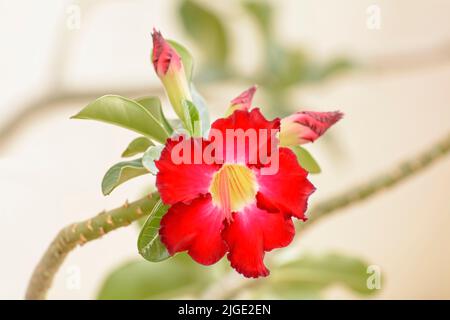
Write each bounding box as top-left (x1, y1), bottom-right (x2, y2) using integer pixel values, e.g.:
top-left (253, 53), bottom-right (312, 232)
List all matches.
top-left (156, 108), bottom-right (316, 278)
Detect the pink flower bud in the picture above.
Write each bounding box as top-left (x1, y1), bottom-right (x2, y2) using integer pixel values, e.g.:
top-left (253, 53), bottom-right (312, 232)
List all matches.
top-left (225, 85), bottom-right (257, 116)
top-left (152, 29), bottom-right (183, 76)
top-left (151, 29), bottom-right (192, 122)
top-left (279, 111), bottom-right (343, 146)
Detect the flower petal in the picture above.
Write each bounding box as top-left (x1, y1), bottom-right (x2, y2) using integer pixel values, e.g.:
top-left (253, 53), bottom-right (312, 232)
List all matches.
top-left (209, 108), bottom-right (280, 167)
top-left (156, 136), bottom-right (221, 205)
top-left (159, 195), bottom-right (227, 265)
top-left (222, 205), bottom-right (295, 278)
top-left (256, 147), bottom-right (315, 220)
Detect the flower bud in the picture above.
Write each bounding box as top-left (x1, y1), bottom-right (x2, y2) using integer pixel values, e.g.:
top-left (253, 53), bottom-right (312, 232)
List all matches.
top-left (279, 111), bottom-right (343, 146)
top-left (152, 29), bottom-right (192, 122)
top-left (225, 85), bottom-right (257, 116)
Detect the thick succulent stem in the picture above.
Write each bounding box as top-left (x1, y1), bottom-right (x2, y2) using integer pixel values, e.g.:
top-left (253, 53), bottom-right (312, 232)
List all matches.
top-left (25, 193), bottom-right (159, 300)
top-left (306, 132), bottom-right (450, 226)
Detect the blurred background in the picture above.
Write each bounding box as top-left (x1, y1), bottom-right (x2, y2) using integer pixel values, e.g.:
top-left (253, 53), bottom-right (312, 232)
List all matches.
top-left (1, 0), bottom-right (450, 299)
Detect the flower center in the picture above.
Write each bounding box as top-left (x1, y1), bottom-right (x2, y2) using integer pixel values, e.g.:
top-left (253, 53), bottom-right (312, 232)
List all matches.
top-left (209, 164), bottom-right (257, 216)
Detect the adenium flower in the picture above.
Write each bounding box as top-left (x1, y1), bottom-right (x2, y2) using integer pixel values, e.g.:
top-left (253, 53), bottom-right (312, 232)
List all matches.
top-left (156, 108), bottom-right (322, 278)
top-left (150, 30), bottom-right (342, 278)
top-left (279, 111), bottom-right (343, 147)
top-left (152, 29), bottom-right (192, 123)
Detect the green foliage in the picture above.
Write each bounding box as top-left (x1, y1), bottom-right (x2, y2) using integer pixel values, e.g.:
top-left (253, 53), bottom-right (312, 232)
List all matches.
top-left (101, 159), bottom-right (148, 195)
top-left (264, 253), bottom-right (377, 298)
top-left (137, 199), bottom-right (170, 262)
top-left (312, 57), bottom-right (354, 81)
top-left (97, 254), bottom-right (212, 300)
top-left (179, 0), bottom-right (228, 71)
top-left (169, 119), bottom-right (184, 132)
top-left (190, 84), bottom-right (210, 136)
top-left (121, 137), bottom-right (154, 158)
top-left (242, 0), bottom-right (272, 36)
top-left (182, 100), bottom-right (201, 137)
top-left (175, 0), bottom-right (353, 118)
top-left (97, 251), bottom-right (377, 299)
top-left (72, 95), bottom-right (170, 143)
top-left (273, 49), bottom-right (310, 87)
top-left (291, 146), bottom-right (321, 174)
top-left (135, 96), bottom-right (173, 135)
top-left (142, 145), bottom-right (164, 175)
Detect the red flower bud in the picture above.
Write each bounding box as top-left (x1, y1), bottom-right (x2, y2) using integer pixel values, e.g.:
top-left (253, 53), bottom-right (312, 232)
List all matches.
top-left (152, 29), bottom-right (182, 76)
top-left (151, 29), bottom-right (192, 122)
top-left (225, 85), bottom-right (257, 116)
top-left (279, 111), bottom-right (343, 146)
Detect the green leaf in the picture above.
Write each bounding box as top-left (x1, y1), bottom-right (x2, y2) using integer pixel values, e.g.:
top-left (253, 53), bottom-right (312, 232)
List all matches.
top-left (182, 100), bottom-right (201, 137)
top-left (142, 145), bottom-right (164, 175)
top-left (271, 48), bottom-right (310, 87)
top-left (71, 95), bottom-right (170, 143)
top-left (248, 252), bottom-right (378, 299)
top-left (169, 119), bottom-right (184, 132)
top-left (242, 0), bottom-right (272, 35)
top-left (313, 57), bottom-right (354, 81)
top-left (101, 159), bottom-right (148, 196)
top-left (138, 199), bottom-right (170, 262)
top-left (96, 254), bottom-right (212, 300)
top-left (136, 96), bottom-right (173, 135)
top-left (168, 40), bottom-right (194, 82)
top-left (121, 137), bottom-right (154, 158)
top-left (271, 252), bottom-right (378, 296)
top-left (179, 0), bottom-right (228, 68)
top-left (190, 84), bottom-right (210, 136)
top-left (291, 146), bottom-right (321, 174)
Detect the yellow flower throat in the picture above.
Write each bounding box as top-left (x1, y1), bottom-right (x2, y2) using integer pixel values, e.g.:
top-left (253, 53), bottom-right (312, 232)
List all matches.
top-left (209, 164), bottom-right (257, 216)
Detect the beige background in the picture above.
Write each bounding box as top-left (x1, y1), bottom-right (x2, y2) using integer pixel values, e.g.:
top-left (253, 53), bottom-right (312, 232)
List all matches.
top-left (1, 0), bottom-right (449, 299)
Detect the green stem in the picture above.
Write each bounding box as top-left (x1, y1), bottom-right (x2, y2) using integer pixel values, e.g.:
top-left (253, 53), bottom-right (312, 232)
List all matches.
top-left (25, 193), bottom-right (160, 300)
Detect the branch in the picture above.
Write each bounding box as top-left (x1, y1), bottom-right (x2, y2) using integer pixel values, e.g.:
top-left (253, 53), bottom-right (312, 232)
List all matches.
top-left (305, 131), bottom-right (450, 227)
top-left (25, 193), bottom-right (159, 300)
